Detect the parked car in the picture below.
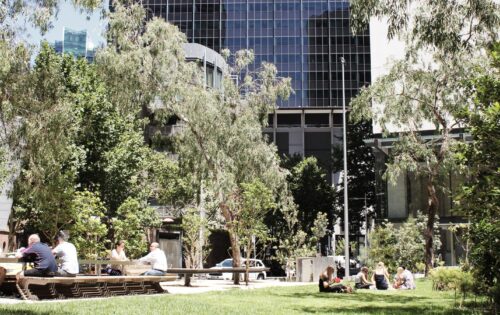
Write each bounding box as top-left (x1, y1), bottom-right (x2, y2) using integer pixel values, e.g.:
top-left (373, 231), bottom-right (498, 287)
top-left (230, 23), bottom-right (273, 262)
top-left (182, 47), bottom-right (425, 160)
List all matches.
top-left (208, 258), bottom-right (267, 280)
top-left (333, 256), bottom-right (360, 269)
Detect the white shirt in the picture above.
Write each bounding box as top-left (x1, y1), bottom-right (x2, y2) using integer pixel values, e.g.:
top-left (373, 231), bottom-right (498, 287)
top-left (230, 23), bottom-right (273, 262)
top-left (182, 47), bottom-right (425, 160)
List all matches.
top-left (139, 248), bottom-right (167, 272)
top-left (402, 269), bottom-right (416, 289)
top-left (53, 242), bottom-right (79, 274)
top-left (110, 249), bottom-right (127, 270)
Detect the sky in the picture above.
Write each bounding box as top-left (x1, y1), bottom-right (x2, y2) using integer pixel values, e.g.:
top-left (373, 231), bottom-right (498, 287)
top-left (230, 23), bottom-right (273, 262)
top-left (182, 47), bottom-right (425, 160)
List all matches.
top-left (24, 1), bottom-right (108, 50)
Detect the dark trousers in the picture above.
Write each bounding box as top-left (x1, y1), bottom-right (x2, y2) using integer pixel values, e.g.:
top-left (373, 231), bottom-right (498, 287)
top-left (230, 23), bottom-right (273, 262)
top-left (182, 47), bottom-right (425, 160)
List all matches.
top-left (24, 268), bottom-right (55, 277)
top-left (355, 283), bottom-right (371, 289)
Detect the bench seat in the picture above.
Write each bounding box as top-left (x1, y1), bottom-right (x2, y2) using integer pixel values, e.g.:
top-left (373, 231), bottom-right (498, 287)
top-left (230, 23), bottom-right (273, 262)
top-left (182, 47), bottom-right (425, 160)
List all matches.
top-left (17, 275), bottom-right (176, 300)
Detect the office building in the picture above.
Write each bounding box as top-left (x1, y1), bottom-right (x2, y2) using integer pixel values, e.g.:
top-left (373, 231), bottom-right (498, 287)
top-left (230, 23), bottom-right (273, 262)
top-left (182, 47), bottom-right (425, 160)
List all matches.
top-left (53, 28), bottom-right (96, 62)
top-left (141, 0), bottom-right (371, 175)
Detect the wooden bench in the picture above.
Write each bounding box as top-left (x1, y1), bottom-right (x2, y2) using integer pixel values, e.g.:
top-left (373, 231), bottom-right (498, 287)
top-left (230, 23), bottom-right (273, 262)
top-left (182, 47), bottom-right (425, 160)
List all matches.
top-left (0, 258), bottom-right (269, 300)
top-left (167, 267), bottom-right (270, 286)
top-left (17, 274), bottom-right (177, 300)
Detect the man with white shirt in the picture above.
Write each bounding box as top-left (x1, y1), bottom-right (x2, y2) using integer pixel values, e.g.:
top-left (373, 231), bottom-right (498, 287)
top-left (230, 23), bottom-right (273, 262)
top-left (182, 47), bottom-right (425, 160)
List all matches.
top-left (139, 242), bottom-right (167, 276)
top-left (52, 231), bottom-right (79, 277)
top-left (401, 267), bottom-right (416, 290)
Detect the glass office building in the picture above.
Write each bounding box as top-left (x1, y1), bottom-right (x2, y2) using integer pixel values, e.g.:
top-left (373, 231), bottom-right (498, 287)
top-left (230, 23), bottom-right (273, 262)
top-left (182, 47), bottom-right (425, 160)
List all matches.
top-left (141, 0), bottom-right (371, 182)
top-left (142, 0), bottom-right (370, 108)
top-left (53, 28), bottom-right (96, 62)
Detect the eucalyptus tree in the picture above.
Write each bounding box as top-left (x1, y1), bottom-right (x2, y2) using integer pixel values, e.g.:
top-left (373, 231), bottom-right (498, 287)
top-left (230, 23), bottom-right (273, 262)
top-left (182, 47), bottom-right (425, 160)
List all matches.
top-left (456, 43), bottom-right (500, 309)
top-left (169, 52), bottom-right (292, 284)
top-left (350, 0), bottom-right (499, 274)
top-left (0, 0), bottom-right (104, 245)
top-left (98, 2), bottom-right (293, 284)
top-left (10, 44), bottom-right (84, 242)
top-left (0, 0), bottom-right (102, 188)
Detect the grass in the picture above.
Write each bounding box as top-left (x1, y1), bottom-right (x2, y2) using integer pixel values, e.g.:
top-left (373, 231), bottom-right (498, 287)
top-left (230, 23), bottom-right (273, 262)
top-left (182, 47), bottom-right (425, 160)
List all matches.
top-left (0, 279), bottom-right (488, 315)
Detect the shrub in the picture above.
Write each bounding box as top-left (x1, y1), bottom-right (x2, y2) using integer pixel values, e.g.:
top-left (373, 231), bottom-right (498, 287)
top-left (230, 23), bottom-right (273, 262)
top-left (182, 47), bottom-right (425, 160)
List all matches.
top-left (430, 267), bottom-right (477, 307)
top-left (368, 213), bottom-right (440, 273)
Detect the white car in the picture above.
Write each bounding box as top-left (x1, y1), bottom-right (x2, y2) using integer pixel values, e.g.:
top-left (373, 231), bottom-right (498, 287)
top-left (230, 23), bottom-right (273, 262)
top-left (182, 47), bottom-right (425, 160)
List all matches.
top-left (334, 256), bottom-right (360, 269)
top-left (208, 258), bottom-right (267, 280)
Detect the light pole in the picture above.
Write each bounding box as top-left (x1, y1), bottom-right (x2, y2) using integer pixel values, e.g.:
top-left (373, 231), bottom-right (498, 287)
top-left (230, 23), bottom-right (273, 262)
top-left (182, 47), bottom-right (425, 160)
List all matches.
top-left (340, 56), bottom-right (350, 278)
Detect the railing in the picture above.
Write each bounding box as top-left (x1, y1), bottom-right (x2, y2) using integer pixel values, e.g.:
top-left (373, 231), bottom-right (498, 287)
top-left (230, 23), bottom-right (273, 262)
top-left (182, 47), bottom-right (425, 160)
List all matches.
top-left (0, 257), bottom-right (269, 286)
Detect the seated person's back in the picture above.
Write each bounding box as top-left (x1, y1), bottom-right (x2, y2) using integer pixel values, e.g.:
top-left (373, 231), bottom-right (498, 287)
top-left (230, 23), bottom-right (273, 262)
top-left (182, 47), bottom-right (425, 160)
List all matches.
top-left (16, 234), bottom-right (57, 277)
top-left (401, 269), bottom-right (416, 289)
top-left (52, 231), bottom-right (79, 276)
top-left (372, 262), bottom-right (389, 290)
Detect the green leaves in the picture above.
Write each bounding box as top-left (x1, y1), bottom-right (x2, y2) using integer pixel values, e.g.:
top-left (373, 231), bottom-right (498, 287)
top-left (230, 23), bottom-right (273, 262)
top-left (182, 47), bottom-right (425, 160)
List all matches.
top-left (69, 190), bottom-right (109, 259)
top-left (112, 197), bottom-right (160, 259)
top-left (455, 43), bottom-right (500, 307)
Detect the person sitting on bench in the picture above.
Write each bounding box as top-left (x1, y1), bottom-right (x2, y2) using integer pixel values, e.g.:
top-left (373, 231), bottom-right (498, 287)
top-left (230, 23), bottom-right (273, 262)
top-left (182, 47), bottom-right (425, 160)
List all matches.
top-left (52, 231), bottom-right (79, 277)
top-left (138, 242), bottom-right (167, 276)
top-left (16, 234), bottom-right (57, 279)
top-left (106, 240), bottom-right (128, 276)
top-left (319, 266), bottom-right (353, 293)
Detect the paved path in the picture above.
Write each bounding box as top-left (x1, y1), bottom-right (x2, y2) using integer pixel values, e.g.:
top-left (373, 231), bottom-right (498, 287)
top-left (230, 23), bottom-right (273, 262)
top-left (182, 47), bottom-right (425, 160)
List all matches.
top-left (0, 279), bottom-right (311, 304)
top-left (162, 279), bottom-right (310, 294)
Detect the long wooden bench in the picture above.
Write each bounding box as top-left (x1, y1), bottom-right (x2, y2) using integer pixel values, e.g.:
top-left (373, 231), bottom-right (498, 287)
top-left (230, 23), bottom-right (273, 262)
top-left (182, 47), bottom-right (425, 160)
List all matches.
top-left (17, 274), bottom-right (176, 300)
top-left (0, 258), bottom-right (269, 300)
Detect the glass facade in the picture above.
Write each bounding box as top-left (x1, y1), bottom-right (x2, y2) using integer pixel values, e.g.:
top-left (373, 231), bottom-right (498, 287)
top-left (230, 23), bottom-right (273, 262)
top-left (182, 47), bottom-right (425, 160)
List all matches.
top-left (63, 28), bottom-right (87, 58)
top-left (141, 0), bottom-right (371, 108)
top-left (52, 28), bottom-right (95, 62)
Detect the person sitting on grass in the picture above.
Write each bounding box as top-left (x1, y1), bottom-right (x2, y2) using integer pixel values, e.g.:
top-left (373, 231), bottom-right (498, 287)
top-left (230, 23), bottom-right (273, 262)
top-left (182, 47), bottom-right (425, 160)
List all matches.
top-left (138, 242), bottom-right (167, 276)
top-left (393, 266), bottom-right (416, 290)
top-left (393, 267), bottom-right (404, 289)
top-left (355, 266), bottom-right (373, 289)
top-left (319, 266), bottom-right (353, 293)
top-left (16, 234), bottom-right (57, 280)
top-left (371, 262), bottom-right (390, 290)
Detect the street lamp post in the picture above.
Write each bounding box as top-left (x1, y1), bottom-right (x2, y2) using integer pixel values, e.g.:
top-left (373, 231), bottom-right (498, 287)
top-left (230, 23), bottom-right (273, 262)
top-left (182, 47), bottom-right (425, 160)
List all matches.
top-left (340, 56), bottom-right (350, 278)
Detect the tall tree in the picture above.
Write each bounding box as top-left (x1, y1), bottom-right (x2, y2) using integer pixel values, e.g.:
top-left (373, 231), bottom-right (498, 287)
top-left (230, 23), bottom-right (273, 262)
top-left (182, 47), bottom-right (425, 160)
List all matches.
top-left (286, 156), bottom-right (337, 235)
top-left (456, 43), bottom-right (500, 309)
top-left (97, 2), bottom-right (293, 285)
top-left (10, 44), bottom-right (83, 242)
top-left (332, 120), bottom-right (376, 234)
top-left (169, 50), bottom-right (292, 284)
top-left (350, 0), bottom-right (499, 275)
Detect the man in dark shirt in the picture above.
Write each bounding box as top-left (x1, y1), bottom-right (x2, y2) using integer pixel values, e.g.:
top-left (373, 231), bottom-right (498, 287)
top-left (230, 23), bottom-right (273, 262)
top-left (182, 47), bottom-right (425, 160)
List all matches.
top-left (15, 234), bottom-right (57, 279)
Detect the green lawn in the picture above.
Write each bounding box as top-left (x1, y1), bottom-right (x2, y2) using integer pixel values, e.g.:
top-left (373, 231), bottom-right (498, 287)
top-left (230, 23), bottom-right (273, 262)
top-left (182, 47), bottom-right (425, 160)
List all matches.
top-left (0, 280), bottom-right (487, 315)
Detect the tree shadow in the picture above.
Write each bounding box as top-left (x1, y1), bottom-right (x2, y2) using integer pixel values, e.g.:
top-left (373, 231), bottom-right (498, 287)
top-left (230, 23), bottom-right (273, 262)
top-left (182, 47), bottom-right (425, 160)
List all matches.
top-left (280, 291), bottom-right (431, 304)
top-left (0, 310), bottom-right (70, 315)
top-left (295, 304), bottom-right (478, 315)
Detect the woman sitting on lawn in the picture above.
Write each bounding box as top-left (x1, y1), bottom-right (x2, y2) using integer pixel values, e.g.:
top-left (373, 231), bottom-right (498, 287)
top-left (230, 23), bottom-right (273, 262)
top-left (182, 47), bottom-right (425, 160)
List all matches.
top-left (319, 266), bottom-right (353, 293)
top-left (355, 266), bottom-right (373, 289)
top-left (371, 262), bottom-right (390, 290)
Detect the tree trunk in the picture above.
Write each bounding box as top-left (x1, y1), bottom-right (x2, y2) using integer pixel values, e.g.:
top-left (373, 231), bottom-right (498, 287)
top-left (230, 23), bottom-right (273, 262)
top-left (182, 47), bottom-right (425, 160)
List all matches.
top-left (245, 242), bottom-right (251, 286)
top-left (228, 229), bottom-right (241, 285)
top-left (220, 202), bottom-right (241, 285)
top-left (7, 213), bottom-right (18, 252)
top-left (424, 180), bottom-right (439, 276)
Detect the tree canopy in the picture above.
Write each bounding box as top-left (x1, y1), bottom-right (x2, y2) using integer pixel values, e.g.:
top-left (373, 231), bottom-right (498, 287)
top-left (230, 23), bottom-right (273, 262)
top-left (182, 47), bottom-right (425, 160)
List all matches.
top-left (349, 0), bottom-right (499, 275)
